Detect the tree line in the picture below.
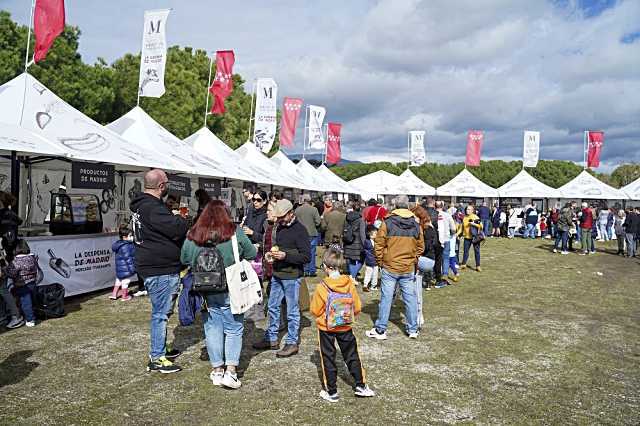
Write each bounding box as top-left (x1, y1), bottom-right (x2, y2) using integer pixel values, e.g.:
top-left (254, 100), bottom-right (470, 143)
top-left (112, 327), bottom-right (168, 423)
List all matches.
top-left (0, 12), bottom-right (637, 189)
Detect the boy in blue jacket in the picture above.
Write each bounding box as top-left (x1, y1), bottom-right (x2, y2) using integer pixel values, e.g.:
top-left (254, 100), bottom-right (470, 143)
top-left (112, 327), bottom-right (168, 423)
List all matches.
top-left (111, 226), bottom-right (137, 301)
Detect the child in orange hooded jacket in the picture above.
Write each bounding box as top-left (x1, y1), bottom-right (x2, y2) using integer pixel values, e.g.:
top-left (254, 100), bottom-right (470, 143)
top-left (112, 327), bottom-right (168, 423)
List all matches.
top-left (310, 247), bottom-right (375, 403)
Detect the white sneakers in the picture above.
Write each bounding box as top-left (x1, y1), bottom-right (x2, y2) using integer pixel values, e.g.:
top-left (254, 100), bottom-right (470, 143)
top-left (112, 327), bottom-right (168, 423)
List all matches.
top-left (365, 328), bottom-right (387, 340)
top-left (133, 290), bottom-right (148, 297)
top-left (319, 390), bottom-right (340, 403)
top-left (552, 248), bottom-right (557, 253)
top-left (222, 371), bottom-right (241, 389)
top-left (408, 332), bottom-right (419, 339)
top-left (210, 370), bottom-right (241, 389)
top-left (25, 321), bottom-right (36, 327)
top-left (354, 385), bottom-right (376, 397)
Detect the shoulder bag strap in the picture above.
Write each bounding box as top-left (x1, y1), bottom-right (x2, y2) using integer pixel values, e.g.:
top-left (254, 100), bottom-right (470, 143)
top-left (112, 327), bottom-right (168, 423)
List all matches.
top-left (231, 234), bottom-right (240, 264)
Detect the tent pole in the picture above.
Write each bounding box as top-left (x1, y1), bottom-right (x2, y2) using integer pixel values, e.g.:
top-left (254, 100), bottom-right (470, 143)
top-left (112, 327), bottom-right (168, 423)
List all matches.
top-left (246, 79), bottom-right (256, 143)
top-left (203, 54), bottom-right (214, 127)
top-left (10, 151), bottom-right (20, 214)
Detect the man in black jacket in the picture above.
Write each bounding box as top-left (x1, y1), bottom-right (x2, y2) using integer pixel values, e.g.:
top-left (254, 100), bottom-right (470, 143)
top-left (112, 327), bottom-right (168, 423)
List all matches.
top-left (130, 169), bottom-right (188, 374)
top-left (623, 207), bottom-right (640, 257)
top-left (253, 199), bottom-right (310, 357)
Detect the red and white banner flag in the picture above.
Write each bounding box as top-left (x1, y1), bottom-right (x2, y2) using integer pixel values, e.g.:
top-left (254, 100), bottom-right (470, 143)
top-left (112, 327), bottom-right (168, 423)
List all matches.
top-left (34, 0), bottom-right (66, 63)
top-left (326, 123), bottom-right (341, 165)
top-left (465, 130), bottom-right (483, 167)
top-left (209, 50), bottom-right (235, 115)
top-left (587, 131), bottom-right (604, 168)
top-left (279, 97), bottom-right (303, 148)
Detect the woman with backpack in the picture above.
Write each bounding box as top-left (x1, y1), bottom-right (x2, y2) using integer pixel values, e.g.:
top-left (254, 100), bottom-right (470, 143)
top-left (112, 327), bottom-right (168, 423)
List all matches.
top-left (461, 205), bottom-right (483, 272)
top-left (342, 202), bottom-right (366, 281)
top-left (181, 200), bottom-right (257, 389)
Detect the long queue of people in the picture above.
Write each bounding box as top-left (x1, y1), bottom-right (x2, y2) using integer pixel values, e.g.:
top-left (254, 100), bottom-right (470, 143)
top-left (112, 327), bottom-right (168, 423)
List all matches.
top-left (122, 169), bottom-right (495, 402)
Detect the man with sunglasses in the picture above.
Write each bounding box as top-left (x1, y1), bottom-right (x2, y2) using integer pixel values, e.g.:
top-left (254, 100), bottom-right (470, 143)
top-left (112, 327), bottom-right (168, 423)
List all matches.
top-left (130, 169), bottom-right (188, 373)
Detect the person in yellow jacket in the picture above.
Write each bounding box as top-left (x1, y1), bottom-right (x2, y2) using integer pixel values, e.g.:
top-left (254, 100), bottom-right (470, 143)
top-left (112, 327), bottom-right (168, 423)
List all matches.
top-left (310, 247), bottom-right (375, 403)
top-left (461, 205), bottom-right (484, 271)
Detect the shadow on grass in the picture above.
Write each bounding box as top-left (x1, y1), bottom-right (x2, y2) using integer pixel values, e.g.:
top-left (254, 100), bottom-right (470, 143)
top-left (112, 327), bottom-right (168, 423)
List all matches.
top-left (0, 350), bottom-right (39, 388)
top-left (309, 349), bottom-right (354, 391)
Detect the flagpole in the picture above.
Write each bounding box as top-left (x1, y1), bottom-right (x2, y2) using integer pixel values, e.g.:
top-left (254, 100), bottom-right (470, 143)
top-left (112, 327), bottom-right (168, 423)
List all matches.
top-left (407, 131), bottom-right (411, 169)
top-left (583, 130), bottom-right (587, 170)
top-left (323, 123), bottom-right (328, 164)
top-left (246, 79), bottom-right (256, 143)
top-left (19, 0), bottom-right (36, 127)
top-left (203, 55), bottom-right (213, 127)
top-left (302, 105), bottom-right (309, 160)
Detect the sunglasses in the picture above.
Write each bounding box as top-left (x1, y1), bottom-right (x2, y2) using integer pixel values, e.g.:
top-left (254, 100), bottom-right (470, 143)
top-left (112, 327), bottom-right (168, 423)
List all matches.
top-left (253, 198), bottom-right (263, 202)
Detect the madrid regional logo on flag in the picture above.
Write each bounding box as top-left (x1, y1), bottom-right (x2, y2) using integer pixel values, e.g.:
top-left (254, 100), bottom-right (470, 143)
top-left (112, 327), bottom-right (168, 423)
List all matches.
top-left (285, 102), bottom-right (301, 111)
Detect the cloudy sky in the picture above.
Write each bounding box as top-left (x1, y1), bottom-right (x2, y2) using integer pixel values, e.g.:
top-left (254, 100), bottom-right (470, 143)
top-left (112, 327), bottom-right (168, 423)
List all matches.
top-left (4, 0), bottom-right (639, 170)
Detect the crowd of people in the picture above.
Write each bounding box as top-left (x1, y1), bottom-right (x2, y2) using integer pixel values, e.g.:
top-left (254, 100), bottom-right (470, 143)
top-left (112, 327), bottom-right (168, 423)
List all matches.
top-left (3, 166), bottom-right (638, 402)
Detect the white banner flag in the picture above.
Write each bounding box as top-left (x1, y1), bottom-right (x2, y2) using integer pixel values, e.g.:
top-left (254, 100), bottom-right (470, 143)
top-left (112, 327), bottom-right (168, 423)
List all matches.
top-left (138, 9), bottom-right (171, 98)
top-left (253, 78), bottom-right (278, 153)
top-left (523, 130), bottom-right (540, 168)
top-left (409, 131), bottom-right (426, 166)
top-left (308, 105), bottom-right (326, 150)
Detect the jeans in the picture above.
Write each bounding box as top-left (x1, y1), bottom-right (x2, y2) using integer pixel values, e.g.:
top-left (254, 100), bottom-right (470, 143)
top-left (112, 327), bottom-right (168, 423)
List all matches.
top-left (626, 233), bottom-right (636, 257)
top-left (481, 219), bottom-right (491, 236)
top-left (554, 230), bottom-right (568, 252)
top-left (550, 223), bottom-right (557, 239)
top-left (462, 238), bottom-right (481, 267)
top-left (347, 259), bottom-right (363, 279)
top-left (363, 265), bottom-right (379, 288)
top-left (374, 269), bottom-right (418, 334)
top-left (606, 225), bottom-right (613, 240)
top-left (304, 235), bottom-right (319, 274)
top-left (616, 233), bottom-right (625, 253)
top-left (203, 292), bottom-right (244, 368)
top-left (524, 223), bottom-right (536, 239)
top-left (14, 282), bottom-right (36, 322)
top-left (580, 228), bottom-right (592, 253)
top-left (417, 256), bottom-right (435, 273)
top-left (145, 274), bottom-right (180, 361)
top-left (441, 241), bottom-right (451, 276)
top-left (508, 227), bottom-right (516, 238)
top-left (265, 277), bottom-right (301, 345)
top-left (449, 256), bottom-right (458, 275)
top-left (598, 223), bottom-right (609, 241)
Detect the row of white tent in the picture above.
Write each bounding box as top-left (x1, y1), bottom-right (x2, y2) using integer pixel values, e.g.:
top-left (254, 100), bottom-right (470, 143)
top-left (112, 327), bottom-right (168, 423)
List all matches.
top-left (1, 73), bottom-right (638, 203)
top-left (348, 162), bottom-right (639, 201)
top-left (0, 73), bottom-right (356, 195)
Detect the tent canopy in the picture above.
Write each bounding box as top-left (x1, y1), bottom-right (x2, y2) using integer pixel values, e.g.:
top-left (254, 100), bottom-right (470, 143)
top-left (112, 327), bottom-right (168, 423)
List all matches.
top-left (498, 169), bottom-right (562, 198)
top-left (622, 177), bottom-right (640, 201)
top-left (296, 158), bottom-right (331, 192)
top-left (396, 169), bottom-right (436, 196)
top-left (316, 164), bottom-right (356, 194)
top-left (557, 170), bottom-right (628, 200)
top-left (270, 151), bottom-right (322, 191)
top-left (107, 107), bottom-right (232, 178)
top-left (0, 73), bottom-right (177, 171)
top-left (349, 170), bottom-right (401, 196)
top-left (436, 168), bottom-right (499, 197)
top-left (235, 142), bottom-right (297, 188)
top-left (0, 122), bottom-right (66, 157)
top-left (182, 127), bottom-right (259, 182)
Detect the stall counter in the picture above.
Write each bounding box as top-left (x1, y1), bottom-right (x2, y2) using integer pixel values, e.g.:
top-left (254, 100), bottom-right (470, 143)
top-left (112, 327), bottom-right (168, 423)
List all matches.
top-left (24, 232), bottom-right (119, 297)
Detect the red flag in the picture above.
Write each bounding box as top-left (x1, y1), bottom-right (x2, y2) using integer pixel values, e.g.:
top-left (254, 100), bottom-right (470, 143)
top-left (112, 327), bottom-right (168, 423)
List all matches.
top-left (33, 0), bottom-right (65, 63)
top-left (586, 131), bottom-right (604, 168)
top-left (465, 130), bottom-right (483, 166)
top-left (326, 123), bottom-right (342, 165)
top-left (278, 97), bottom-right (303, 148)
top-left (209, 50), bottom-right (235, 115)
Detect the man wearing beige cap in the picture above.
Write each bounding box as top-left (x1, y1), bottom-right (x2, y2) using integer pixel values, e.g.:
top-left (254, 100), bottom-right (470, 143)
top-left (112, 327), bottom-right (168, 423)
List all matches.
top-left (253, 199), bottom-right (311, 357)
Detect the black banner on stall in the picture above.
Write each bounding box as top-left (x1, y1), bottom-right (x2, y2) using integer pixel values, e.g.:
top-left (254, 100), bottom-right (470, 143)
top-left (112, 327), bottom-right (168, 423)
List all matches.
top-left (167, 174), bottom-right (192, 197)
top-left (71, 161), bottom-right (115, 189)
top-left (199, 177), bottom-right (221, 197)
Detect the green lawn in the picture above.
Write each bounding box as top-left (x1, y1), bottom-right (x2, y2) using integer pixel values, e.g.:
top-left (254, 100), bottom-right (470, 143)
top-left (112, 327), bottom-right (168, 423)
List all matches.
top-left (1, 238), bottom-right (639, 425)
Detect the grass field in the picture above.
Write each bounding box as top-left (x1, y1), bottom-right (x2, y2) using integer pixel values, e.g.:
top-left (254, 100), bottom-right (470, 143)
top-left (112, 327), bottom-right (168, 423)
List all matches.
top-left (1, 238), bottom-right (639, 425)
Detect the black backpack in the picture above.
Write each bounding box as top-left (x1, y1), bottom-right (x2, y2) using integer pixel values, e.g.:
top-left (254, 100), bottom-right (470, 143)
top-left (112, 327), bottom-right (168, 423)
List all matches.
top-left (34, 283), bottom-right (65, 319)
top-left (343, 216), bottom-right (358, 245)
top-left (192, 243), bottom-right (227, 294)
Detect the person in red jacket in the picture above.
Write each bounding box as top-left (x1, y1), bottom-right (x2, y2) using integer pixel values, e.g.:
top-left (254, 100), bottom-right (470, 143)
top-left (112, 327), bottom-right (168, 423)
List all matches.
top-left (578, 202), bottom-right (594, 255)
top-left (363, 199), bottom-right (387, 227)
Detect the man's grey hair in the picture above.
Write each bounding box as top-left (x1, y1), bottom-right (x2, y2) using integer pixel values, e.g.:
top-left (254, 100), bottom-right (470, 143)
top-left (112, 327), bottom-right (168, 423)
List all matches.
top-left (393, 195), bottom-right (409, 209)
top-left (435, 200), bottom-right (445, 209)
top-left (333, 201), bottom-right (345, 212)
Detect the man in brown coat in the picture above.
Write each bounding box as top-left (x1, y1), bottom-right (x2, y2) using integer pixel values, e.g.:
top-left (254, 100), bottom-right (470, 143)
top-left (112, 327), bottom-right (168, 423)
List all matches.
top-left (320, 201), bottom-right (346, 247)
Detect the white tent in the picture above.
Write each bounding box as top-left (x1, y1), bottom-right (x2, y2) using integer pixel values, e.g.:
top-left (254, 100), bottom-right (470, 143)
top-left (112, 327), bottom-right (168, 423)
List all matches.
top-left (296, 158), bottom-right (330, 192)
top-left (498, 169), bottom-right (562, 198)
top-left (235, 142), bottom-right (297, 188)
top-left (436, 168), bottom-right (499, 198)
top-left (0, 73), bottom-right (179, 171)
top-left (316, 164), bottom-right (356, 194)
top-left (557, 170), bottom-right (628, 200)
top-left (396, 169), bottom-right (436, 196)
top-left (622, 177), bottom-right (640, 200)
top-left (182, 127), bottom-right (260, 182)
top-left (270, 151), bottom-right (322, 191)
top-left (349, 170), bottom-right (401, 196)
top-left (0, 122), bottom-right (66, 156)
top-left (107, 107), bottom-right (230, 177)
